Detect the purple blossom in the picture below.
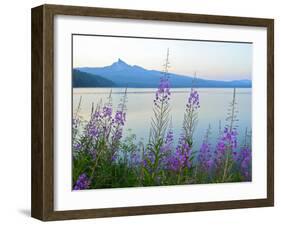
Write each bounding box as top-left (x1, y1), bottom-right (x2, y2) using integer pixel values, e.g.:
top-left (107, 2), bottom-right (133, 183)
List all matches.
top-left (198, 141), bottom-right (213, 172)
top-left (234, 146), bottom-right (252, 180)
top-left (213, 127), bottom-right (238, 169)
top-left (102, 105), bottom-right (112, 118)
top-left (222, 128), bottom-right (238, 149)
top-left (154, 77), bottom-right (171, 107)
top-left (214, 140), bottom-right (226, 168)
top-left (73, 173), bottom-right (90, 190)
top-left (168, 135), bottom-right (192, 172)
top-left (182, 88), bottom-right (200, 144)
top-left (88, 126), bottom-right (99, 139)
top-left (160, 129), bottom-right (174, 154)
top-left (111, 111), bottom-right (126, 145)
top-left (112, 128), bottom-right (123, 141)
top-left (129, 151), bottom-right (142, 167)
top-left (158, 129), bottom-right (174, 168)
top-left (143, 130), bottom-right (174, 174)
top-left (85, 104), bottom-right (116, 142)
top-left (110, 91), bottom-right (128, 159)
top-left (86, 107), bottom-right (107, 140)
top-left (187, 89), bottom-right (200, 109)
top-left (165, 129), bottom-right (173, 145)
top-left (114, 111), bottom-right (126, 126)
top-left (73, 142), bottom-right (82, 151)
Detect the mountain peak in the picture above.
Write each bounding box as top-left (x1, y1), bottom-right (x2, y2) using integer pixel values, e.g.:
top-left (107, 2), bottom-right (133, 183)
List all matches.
top-left (110, 58), bottom-right (130, 70)
top-left (117, 58), bottom-right (126, 64)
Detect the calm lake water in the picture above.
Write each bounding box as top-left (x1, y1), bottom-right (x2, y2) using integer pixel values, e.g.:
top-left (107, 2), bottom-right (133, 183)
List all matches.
top-left (73, 88), bottom-right (251, 150)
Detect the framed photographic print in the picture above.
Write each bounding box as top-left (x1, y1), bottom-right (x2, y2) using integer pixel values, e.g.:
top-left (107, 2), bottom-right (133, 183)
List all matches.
top-left (31, 4), bottom-right (274, 221)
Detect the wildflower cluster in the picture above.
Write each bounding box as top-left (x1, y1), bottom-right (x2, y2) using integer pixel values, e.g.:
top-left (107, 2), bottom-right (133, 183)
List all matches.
top-left (197, 126), bottom-right (213, 172)
top-left (161, 129), bottom-right (173, 155)
top-left (72, 89), bottom-right (128, 189)
top-left (233, 145), bottom-right (252, 181)
top-left (214, 128), bottom-right (238, 165)
top-left (73, 173), bottom-right (90, 190)
top-left (168, 135), bottom-right (192, 172)
top-left (238, 146), bottom-right (251, 180)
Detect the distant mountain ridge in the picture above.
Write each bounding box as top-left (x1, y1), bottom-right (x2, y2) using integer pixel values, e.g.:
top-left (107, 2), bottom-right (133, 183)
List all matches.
top-left (74, 58), bottom-right (252, 88)
top-left (73, 69), bottom-right (116, 87)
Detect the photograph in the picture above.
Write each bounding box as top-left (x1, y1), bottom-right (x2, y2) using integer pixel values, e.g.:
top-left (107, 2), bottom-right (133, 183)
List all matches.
top-left (72, 34), bottom-right (252, 190)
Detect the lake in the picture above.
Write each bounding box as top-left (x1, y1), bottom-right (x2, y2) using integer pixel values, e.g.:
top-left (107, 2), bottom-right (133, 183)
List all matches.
top-left (73, 88), bottom-right (251, 150)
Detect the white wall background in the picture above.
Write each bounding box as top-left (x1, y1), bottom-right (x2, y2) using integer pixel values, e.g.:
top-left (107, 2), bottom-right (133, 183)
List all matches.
top-left (0, 0), bottom-right (279, 225)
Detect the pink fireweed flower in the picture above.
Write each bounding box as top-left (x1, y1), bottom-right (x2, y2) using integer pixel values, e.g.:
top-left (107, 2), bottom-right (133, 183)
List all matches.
top-left (197, 125), bottom-right (213, 172)
top-left (154, 77), bottom-right (171, 107)
top-left (160, 129), bottom-right (174, 154)
top-left (198, 141), bottom-right (213, 172)
top-left (233, 146), bottom-right (252, 180)
top-left (114, 111), bottom-right (126, 126)
top-left (111, 111), bottom-right (126, 142)
top-left (213, 127), bottom-right (238, 169)
top-left (102, 105), bottom-right (112, 118)
top-left (168, 135), bottom-right (192, 172)
top-left (182, 88), bottom-right (200, 146)
top-left (73, 173), bottom-right (90, 190)
top-left (187, 89), bottom-right (200, 109)
top-left (221, 127), bottom-right (238, 149)
top-left (110, 90), bottom-right (128, 160)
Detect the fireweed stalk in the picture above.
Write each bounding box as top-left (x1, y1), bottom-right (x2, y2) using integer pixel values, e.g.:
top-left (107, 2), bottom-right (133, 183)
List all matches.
top-left (236, 146), bottom-right (251, 180)
top-left (197, 125), bottom-right (213, 175)
top-left (110, 88), bottom-right (128, 162)
top-left (213, 127), bottom-right (238, 182)
top-left (170, 82), bottom-right (200, 182)
top-left (158, 122), bottom-right (174, 172)
top-left (212, 88), bottom-right (239, 182)
top-left (168, 134), bottom-right (192, 183)
top-left (143, 49), bottom-right (172, 185)
top-left (183, 88), bottom-right (200, 144)
top-left (221, 88), bottom-right (238, 182)
top-left (233, 128), bottom-right (252, 181)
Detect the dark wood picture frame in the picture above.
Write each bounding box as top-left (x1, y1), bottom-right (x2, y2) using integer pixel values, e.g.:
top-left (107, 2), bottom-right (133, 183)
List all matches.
top-left (31, 4), bottom-right (274, 221)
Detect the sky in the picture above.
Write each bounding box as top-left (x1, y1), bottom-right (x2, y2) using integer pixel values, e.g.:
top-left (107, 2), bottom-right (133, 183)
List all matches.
top-left (73, 35), bottom-right (252, 81)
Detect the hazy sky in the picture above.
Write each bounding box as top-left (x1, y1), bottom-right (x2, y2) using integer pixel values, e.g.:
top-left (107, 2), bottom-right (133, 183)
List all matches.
top-left (73, 35), bottom-right (252, 81)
